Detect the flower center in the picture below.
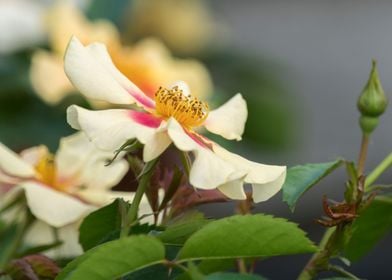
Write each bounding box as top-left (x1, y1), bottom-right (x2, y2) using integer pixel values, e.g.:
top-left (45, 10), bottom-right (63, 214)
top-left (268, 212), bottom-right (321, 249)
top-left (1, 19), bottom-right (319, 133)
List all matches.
top-left (34, 153), bottom-right (69, 192)
top-left (35, 153), bottom-right (56, 187)
top-left (154, 85), bottom-right (209, 128)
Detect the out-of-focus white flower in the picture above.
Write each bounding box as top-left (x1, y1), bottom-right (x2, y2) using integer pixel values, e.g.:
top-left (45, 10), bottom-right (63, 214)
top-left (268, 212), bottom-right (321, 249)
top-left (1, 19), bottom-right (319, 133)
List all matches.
top-left (25, 221), bottom-right (83, 258)
top-left (0, 132), bottom-right (129, 257)
top-left (128, 0), bottom-right (220, 54)
top-left (0, 0), bottom-right (90, 54)
top-left (23, 192), bottom-right (154, 258)
top-left (0, 0), bottom-right (46, 54)
top-left (65, 37), bottom-right (286, 203)
top-left (30, 2), bottom-right (212, 105)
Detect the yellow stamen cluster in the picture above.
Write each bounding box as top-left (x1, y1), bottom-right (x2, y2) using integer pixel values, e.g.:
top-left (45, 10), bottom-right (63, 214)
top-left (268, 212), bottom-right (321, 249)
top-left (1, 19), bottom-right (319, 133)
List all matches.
top-left (35, 153), bottom-right (56, 187)
top-left (34, 152), bottom-right (72, 192)
top-left (154, 86), bottom-right (209, 128)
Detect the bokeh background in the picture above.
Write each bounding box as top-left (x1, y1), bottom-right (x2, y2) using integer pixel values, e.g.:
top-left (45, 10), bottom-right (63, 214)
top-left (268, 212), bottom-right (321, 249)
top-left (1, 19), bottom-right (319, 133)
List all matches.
top-left (0, 0), bottom-right (391, 279)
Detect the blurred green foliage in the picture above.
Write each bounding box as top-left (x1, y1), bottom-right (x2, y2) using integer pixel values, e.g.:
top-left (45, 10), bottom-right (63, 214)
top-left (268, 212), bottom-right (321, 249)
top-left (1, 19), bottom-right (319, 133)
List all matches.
top-left (86, 0), bottom-right (130, 29)
top-left (200, 50), bottom-right (298, 153)
top-left (0, 51), bottom-right (74, 151)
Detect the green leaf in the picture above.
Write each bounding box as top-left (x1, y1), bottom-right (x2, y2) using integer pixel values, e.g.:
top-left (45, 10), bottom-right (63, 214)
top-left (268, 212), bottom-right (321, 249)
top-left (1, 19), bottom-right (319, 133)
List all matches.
top-left (177, 214), bottom-right (316, 261)
top-left (283, 159), bottom-right (343, 211)
top-left (175, 259), bottom-right (235, 280)
top-left (79, 199), bottom-right (156, 250)
top-left (94, 223), bottom-right (157, 246)
top-left (344, 196), bottom-right (392, 261)
top-left (105, 139), bottom-right (141, 166)
top-left (185, 262), bottom-right (206, 280)
top-left (123, 264), bottom-right (172, 280)
top-left (0, 223), bottom-right (18, 269)
top-left (320, 278), bottom-right (351, 280)
top-left (206, 273), bottom-right (267, 280)
top-left (0, 219), bottom-right (6, 232)
top-left (197, 259), bottom-right (235, 275)
top-left (56, 248), bottom-right (97, 279)
top-left (57, 235), bottom-right (165, 280)
top-left (158, 166), bottom-right (183, 211)
top-left (344, 161), bottom-right (358, 203)
top-left (124, 245), bottom-right (182, 280)
top-left (79, 199), bottom-right (123, 251)
top-left (158, 211), bottom-right (210, 245)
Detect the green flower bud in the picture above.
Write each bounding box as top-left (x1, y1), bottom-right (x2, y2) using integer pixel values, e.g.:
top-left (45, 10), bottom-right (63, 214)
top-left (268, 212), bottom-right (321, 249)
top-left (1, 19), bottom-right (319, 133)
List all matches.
top-left (357, 60), bottom-right (388, 117)
top-left (359, 115), bottom-right (379, 135)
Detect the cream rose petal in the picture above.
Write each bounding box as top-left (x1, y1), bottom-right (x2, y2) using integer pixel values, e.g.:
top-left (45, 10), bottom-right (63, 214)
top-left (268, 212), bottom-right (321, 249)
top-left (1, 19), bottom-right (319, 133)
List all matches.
top-left (85, 42), bottom-right (155, 108)
top-left (0, 143), bottom-right (36, 178)
top-left (204, 93), bottom-right (247, 141)
top-left (166, 118), bottom-right (200, 152)
top-left (214, 145), bottom-right (286, 184)
top-left (79, 156), bottom-right (128, 191)
top-left (64, 36), bottom-right (155, 109)
top-left (21, 181), bottom-right (92, 228)
top-left (20, 145), bottom-right (49, 167)
top-left (217, 176), bottom-right (247, 200)
top-left (75, 190), bottom-right (131, 206)
top-left (67, 105), bottom-right (160, 151)
top-left (25, 221), bottom-right (82, 258)
top-left (55, 132), bottom-right (128, 190)
top-left (76, 190), bottom-right (142, 207)
top-left (0, 170), bottom-right (21, 185)
top-left (190, 148), bottom-right (244, 190)
top-left (0, 187), bottom-right (24, 222)
top-left (143, 122), bottom-right (172, 162)
top-left (213, 144), bottom-right (286, 202)
top-left (167, 118), bottom-right (285, 201)
top-left (166, 118), bottom-right (245, 190)
top-left (251, 170), bottom-right (287, 203)
top-left (55, 132), bottom-right (93, 180)
top-left (64, 36), bottom-right (131, 104)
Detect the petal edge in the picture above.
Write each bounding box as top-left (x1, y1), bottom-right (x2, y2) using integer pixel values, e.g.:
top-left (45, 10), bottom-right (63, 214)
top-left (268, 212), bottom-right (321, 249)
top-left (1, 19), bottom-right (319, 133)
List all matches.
top-left (204, 93), bottom-right (247, 141)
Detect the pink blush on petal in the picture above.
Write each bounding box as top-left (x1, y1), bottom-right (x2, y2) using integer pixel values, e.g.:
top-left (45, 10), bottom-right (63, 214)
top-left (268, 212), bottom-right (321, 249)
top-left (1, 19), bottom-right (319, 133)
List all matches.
top-left (127, 88), bottom-right (156, 109)
top-left (0, 184), bottom-right (15, 194)
top-left (129, 111), bottom-right (163, 128)
top-left (186, 131), bottom-right (213, 150)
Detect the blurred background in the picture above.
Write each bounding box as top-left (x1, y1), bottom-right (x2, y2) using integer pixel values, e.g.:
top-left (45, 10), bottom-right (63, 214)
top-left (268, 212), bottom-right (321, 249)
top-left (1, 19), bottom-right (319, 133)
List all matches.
top-left (0, 0), bottom-right (391, 278)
